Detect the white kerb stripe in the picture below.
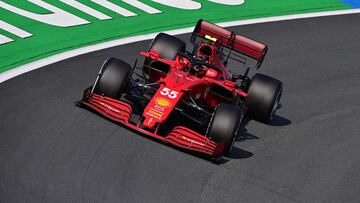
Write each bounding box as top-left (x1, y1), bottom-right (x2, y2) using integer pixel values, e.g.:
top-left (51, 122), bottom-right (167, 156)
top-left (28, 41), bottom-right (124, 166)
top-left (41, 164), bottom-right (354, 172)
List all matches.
top-left (91, 0), bottom-right (137, 17)
top-left (0, 20), bottom-right (33, 38)
top-left (1, 8), bottom-right (360, 83)
top-left (60, 0), bottom-right (112, 20)
top-left (0, 34), bottom-right (13, 45)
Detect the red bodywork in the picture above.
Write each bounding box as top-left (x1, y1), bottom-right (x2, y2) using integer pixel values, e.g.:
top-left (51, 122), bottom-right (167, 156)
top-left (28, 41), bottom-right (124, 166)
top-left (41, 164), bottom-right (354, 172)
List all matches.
top-left (81, 93), bottom-right (223, 156)
top-left (194, 20), bottom-right (267, 60)
top-left (82, 20), bottom-right (267, 157)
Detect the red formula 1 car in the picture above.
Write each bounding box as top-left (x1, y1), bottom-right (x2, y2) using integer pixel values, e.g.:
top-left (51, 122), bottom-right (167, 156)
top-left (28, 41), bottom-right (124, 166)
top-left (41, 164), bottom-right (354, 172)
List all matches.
top-left (80, 20), bottom-right (283, 158)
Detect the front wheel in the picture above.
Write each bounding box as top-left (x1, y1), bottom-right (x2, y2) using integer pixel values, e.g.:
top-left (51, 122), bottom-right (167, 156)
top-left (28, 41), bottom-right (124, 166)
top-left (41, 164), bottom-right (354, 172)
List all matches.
top-left (207, 104), bottom-right (243, 155)
top-left (93, 58), bottom-right (132, 99)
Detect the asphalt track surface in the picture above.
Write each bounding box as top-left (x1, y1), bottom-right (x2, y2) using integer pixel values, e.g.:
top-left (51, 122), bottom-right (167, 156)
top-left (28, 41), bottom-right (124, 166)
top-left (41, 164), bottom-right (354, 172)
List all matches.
top-left (1, 14), bottom-right (360, 202)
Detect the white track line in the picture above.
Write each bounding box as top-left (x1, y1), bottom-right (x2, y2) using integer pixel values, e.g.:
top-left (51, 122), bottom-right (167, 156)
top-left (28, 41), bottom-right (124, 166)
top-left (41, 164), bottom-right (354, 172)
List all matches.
top-left (1, 8), bottom-right (360, 83)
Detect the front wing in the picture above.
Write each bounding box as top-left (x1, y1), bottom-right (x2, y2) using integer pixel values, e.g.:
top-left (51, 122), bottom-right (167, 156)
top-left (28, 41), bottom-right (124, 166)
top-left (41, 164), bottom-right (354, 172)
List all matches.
top-left (80, 88), bottom-right (224, 157)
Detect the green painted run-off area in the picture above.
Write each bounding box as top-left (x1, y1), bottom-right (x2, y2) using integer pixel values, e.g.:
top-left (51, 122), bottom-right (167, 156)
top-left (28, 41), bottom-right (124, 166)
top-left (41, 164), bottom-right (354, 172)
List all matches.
top-left (0, 0), bottom-right (352, 73)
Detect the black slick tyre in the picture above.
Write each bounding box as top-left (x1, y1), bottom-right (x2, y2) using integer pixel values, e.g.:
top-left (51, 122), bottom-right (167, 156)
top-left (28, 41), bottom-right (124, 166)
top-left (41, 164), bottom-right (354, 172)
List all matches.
top-left (245, 73), bottom-right (283, 124)
top-left (207, 104), bottom-right (242, 155)
top-left (144, 33), bottom-right (186, 74)
top-left (93, 58), bottom-right (131, 99)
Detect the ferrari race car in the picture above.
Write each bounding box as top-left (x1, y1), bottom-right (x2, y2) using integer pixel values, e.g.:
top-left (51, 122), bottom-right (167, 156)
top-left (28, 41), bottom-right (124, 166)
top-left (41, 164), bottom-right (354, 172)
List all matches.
top-left (80, 20), bottom-right (283, 158)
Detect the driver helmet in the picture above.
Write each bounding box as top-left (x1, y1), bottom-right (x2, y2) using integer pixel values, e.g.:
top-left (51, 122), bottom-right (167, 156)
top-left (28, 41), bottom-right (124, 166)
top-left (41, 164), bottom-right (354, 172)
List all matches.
top-left (197, 43), bottom-right (214, 63)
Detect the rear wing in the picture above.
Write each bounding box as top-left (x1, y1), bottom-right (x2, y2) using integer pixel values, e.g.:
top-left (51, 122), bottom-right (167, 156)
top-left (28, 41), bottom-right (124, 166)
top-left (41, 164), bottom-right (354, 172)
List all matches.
top-left (192, 19), bottom-right (268, 67)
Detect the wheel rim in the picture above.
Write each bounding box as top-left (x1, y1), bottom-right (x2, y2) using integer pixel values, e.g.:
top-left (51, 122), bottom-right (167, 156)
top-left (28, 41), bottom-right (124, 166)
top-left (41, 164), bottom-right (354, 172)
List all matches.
top-left (270, 90), bottom-right (282, 120)
top-left (229, 130), bottom-right (238, 153)
top-left (229, 113), bottom-right (243, 153)
top-left (205, 107), bottom-right (217, 137)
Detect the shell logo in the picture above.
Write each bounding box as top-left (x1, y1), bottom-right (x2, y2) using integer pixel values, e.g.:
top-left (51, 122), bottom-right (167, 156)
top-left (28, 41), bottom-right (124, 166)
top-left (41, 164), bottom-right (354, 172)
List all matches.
top-left (155, 97), bottom-right (171, 108)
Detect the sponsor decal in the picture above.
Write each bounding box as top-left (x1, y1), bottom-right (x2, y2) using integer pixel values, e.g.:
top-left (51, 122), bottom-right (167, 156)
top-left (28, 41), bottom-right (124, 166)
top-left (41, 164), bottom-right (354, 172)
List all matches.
top-left (155, 97), bottom-right (172, 108)
top-left (154, 105), bottom-right (165, 112)
top-left (100, 102), bottom-right (120, 113)
top-left (146, 117), bottom-right (154, 126)
top-left (179, 135), bottom-right (205, 146)
top-left (146, 109), bottom-right (163, 119)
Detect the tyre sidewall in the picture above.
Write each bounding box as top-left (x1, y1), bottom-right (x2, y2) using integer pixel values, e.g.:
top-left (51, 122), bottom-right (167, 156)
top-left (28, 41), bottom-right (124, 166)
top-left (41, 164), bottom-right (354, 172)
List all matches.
top-left (93, 58), bottom-right (131, 99)
top-left (245, 74), bottom-right (283, 123)
top-left (207, 104), bottom-right (242, 155)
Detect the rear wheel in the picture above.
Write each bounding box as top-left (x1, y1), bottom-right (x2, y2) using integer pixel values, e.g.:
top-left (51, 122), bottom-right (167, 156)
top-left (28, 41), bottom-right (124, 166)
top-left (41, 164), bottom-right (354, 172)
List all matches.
top-left (93, 58), bottom-right (131, 99)
top-left (207, 104), bottom-right (242, 155)
top-left (245, 73), bottom-right (283, 123)
top-left (144, 33), bottom-right (186, 75)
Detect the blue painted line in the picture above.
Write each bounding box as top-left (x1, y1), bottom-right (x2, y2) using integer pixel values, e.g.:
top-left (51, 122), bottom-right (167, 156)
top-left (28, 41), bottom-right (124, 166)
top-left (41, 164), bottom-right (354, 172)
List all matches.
top-left (341, 0), bottom-right (360, 8)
